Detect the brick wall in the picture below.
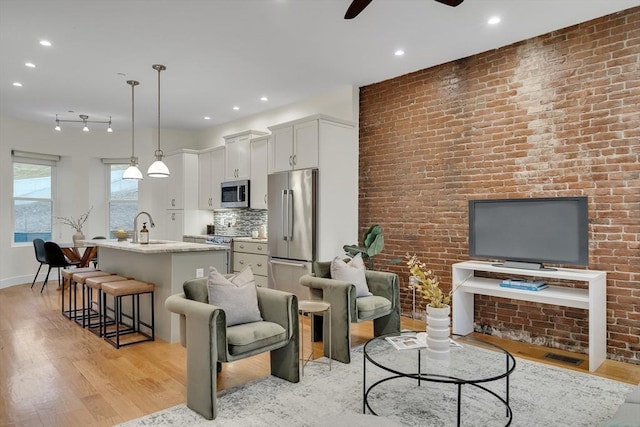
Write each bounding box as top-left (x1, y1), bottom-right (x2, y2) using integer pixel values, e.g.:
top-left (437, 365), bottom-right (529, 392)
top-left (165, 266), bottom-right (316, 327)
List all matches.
top-left (358, 7), bottom-right (639, 363)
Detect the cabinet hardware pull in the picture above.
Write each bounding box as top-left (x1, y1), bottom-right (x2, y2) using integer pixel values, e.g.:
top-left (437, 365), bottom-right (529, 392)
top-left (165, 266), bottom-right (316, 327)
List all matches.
top-left (292, 154), bottom-right (297, 165)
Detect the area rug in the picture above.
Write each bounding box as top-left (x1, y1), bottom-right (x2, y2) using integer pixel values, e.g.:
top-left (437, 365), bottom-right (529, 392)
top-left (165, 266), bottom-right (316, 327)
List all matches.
top-left (117, 345), bottom-right (634, 427)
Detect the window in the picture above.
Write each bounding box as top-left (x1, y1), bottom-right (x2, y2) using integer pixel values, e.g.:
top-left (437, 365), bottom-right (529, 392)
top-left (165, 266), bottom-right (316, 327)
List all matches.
top-left (13, 160), bottom-right (54, 243)
top-left (108, 164), bottom-right (138, 237)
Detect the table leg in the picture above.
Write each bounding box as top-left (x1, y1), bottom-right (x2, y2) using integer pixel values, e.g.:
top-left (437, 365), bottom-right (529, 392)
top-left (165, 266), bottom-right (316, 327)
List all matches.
top-left (457, 384), bottom-right (462, 427)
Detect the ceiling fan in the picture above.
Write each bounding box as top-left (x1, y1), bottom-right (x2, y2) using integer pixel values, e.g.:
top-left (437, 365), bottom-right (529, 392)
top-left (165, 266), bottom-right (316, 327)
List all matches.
top-left (344, 0), bottom-right (464, 20)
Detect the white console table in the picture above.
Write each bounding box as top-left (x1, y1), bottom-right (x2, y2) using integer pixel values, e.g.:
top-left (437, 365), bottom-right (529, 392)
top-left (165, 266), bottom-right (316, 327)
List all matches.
top-left (452, 261), bottom-right (607, 372)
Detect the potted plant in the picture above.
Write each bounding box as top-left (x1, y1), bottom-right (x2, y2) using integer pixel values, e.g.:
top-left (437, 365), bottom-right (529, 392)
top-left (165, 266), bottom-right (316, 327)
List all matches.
top-left (343, 224), bottom-right (385, 269)
top-left (406, 253), bottom-right (451, 356)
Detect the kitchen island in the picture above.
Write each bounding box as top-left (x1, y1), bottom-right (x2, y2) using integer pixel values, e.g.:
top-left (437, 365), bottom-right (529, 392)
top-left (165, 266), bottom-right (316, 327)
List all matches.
top-left (89, 239), bottom-right (228, 343)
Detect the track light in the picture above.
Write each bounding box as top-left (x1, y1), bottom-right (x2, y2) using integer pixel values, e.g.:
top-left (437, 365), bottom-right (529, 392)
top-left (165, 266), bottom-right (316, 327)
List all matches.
top-left (53, 113), bottom-right (113, 132)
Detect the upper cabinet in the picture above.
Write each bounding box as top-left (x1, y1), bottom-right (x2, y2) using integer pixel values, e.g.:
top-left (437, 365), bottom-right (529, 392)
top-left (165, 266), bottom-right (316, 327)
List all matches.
top-left (268, 120), bottom-right (319, 173)
top-left (165, 150), bottom-right (199, 210)
top-left (224, 130), bottom-right (267, 180)
top-left (250, 135), bottom-right (270, 210)
top-left (198, 147), bottom-right (225, 210)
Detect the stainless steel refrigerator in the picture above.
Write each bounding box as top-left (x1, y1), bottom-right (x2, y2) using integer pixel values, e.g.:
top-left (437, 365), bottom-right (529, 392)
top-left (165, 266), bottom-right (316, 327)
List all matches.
top-left (267, 168), bottom-right (317, 300)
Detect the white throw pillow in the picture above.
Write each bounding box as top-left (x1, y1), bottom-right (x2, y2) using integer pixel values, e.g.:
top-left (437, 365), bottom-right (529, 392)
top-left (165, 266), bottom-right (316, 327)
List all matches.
top-left (207, 266), bottom-right (263, 326)
top-left (330, 253), bottom-right (372, 298)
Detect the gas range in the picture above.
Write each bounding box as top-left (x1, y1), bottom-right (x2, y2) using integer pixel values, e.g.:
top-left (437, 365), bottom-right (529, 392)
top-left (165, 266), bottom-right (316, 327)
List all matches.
top-left (205, 234), bottom-right (249, 248)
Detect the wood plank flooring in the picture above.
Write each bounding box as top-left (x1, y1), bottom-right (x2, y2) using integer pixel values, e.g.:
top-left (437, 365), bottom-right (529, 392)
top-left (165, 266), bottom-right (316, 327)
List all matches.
top-left (1, 281), bottom-right (638, 426)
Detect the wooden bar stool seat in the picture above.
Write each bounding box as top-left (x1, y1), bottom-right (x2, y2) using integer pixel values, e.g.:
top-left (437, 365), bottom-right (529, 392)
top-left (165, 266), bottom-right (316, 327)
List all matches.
top-left (72, 271), bottom-right (113, 328)
top-left (101, 280), bottom-right (155, 349)
top-left (60, 267), bottom-right (98, 319)
top-left (84, 275), bottom-right (129, 337)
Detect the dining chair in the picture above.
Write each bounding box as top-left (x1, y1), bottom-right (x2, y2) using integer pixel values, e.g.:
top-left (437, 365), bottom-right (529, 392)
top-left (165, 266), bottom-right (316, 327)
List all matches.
top-left (30, 238), bottom-right (49, 289)
top-left (41, 242), bottom-right (81, 293)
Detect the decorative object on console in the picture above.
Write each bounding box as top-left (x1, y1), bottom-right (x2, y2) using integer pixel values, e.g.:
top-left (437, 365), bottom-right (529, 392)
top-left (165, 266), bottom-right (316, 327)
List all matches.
top-left (56, 206), bottom-right (92, 245)
top-left (147, 64), bottom-right (170, 178)
top-left (122, 79), bottom-right (143, 180)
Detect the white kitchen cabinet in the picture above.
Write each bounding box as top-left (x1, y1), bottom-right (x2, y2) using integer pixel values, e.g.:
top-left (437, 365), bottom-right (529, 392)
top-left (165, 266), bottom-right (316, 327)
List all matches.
top-left (233, 239), bottom-right (268, 288)
top-left (269, 121), bottom-right (318, 173)
top-left (198, 147), bottom-right (225, 210)
top-left (250, 135), bottom-right (269, 209)
top-left (267, 117), bottom-right (326, 173)
top-left (165, 150), bottom-right (199, 210)
top-left (224, 130), bottom-right (267, 180)
top-left (165, 210), bottom-right (184, 242)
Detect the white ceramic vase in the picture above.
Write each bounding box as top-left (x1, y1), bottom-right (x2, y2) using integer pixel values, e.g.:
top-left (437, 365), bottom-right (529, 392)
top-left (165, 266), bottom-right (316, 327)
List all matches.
top-left (426, 304), bottom-right (451, 358)
top-left (72, 231), bottom-right (85, 246)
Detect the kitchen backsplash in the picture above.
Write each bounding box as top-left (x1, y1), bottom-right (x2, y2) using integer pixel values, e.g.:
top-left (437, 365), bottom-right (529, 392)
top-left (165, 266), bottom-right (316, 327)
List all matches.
top-left (212, 208), bottom-right (268, 236)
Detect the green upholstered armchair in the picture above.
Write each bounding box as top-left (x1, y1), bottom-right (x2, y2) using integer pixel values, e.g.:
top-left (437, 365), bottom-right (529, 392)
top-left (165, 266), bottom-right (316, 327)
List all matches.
top-left (165, 277), bottom-right (299, 420)
top-left (299, 261), bottom-right (401, 364)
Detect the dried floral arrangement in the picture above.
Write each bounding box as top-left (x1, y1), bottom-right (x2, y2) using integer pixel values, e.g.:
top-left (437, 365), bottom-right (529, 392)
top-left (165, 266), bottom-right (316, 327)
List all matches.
top-left (406, 253), bottom-right (450, 308)
top-left (56, 206), bottom-right (92, 232)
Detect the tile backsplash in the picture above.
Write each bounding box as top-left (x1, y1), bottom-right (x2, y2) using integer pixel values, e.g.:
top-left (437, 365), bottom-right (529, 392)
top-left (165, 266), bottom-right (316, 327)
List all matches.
top-left (212, 209), bottom-right (268, 236)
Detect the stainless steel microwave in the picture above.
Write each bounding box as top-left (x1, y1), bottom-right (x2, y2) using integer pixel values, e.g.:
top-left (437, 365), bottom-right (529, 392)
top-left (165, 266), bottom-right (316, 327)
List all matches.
top-left (221, 179), bottom-right (250, 208)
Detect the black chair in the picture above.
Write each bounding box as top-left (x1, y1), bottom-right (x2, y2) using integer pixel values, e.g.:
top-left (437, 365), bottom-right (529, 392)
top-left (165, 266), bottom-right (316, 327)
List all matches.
top-left (30, 239), bottom-right (49, 290)
top-left (91, 236), bottom-right (106, 268)
top-left (41, 242), bottom-right (81, 293)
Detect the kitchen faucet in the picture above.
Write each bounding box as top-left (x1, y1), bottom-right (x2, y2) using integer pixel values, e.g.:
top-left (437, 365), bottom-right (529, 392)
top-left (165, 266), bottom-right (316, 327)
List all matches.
top-left (132, 211), bottom-right (156, 243)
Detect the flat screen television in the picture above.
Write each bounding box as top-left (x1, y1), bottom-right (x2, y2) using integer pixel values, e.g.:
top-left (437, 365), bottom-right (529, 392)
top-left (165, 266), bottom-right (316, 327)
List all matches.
top-left (468, 196), bottom-right (589, 270)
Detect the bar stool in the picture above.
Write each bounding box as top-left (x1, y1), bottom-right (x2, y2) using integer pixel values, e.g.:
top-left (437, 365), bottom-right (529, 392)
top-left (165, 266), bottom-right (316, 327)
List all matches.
top-left (101, 280), bottom-right (155, 349)
top-left (72, 270), bottom-right (113, 328)
top-left (298, 300), bottom-right (331, 376)
top-left (84, 275), bottom-right (129, 337)
top-left (61, 267), bottom-right (98, 319)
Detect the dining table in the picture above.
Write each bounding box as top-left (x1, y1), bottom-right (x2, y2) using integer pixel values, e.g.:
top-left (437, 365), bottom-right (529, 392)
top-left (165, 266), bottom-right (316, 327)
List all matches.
top-left (58, 242), bottom-right (97, 268)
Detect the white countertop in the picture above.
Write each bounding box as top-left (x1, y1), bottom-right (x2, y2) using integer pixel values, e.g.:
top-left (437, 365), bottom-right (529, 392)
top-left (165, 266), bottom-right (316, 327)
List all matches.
top-left (86, 239), bottom-right (229, 253)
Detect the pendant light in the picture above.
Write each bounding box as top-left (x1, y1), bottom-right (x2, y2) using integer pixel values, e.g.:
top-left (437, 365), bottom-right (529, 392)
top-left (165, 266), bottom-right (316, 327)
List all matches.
top-left (147, 64), bottom-right (170, 177)
top-left (123, 80), bottom-right (143, 180)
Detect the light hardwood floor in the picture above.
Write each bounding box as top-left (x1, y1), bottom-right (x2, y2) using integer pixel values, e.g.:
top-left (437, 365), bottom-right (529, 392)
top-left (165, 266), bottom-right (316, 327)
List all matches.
top-left (1, 281), bottom-right (638, 426)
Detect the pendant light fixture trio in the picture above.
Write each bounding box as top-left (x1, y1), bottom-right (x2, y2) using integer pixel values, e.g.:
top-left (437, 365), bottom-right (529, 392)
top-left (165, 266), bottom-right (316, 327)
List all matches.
top-left (122, 79), bottom-right (143, 180)
top-left (147, 64), bottom-right (170, 178)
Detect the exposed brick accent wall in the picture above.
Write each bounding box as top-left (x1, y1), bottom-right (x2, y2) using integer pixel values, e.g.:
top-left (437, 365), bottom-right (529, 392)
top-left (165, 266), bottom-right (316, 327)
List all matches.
top-left (358, 8), bottom-right (640, 363)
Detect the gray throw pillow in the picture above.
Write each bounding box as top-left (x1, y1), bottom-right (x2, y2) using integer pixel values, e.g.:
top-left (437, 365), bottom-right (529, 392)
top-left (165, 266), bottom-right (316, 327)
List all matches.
top-left (207, 266), bottom-right (263, 326)
top-left (331, 253), bottom-right (372, 298)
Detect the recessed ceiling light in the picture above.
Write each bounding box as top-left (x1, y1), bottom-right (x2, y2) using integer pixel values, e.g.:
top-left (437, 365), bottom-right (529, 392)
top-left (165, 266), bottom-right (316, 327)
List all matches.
top-left (204, 116), bottom-right (211, 120)
top-left (488, 16), bottom-right (501, 25)
top-left (39, 40), bottom-right (52, 47)
top-left (13, 82), bottom-right (23, 87)
top-left (233, 106), bottom-right (240, 111)
top-left (25, 62), bottom-right (36, 68)
top-left (260, 96), bottom-right (268, 102)
top-left (394, 49), bottom-right (405, 56)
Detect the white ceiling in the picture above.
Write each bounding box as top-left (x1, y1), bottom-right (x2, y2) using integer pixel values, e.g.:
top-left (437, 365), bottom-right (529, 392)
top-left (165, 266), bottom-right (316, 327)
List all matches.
top-left (1, 0), bottom-right (637, 131)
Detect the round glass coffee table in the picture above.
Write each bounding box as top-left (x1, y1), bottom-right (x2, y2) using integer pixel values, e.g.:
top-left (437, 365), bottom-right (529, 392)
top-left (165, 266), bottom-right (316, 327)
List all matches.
top-left (363, 332), bottom-right (516, 426)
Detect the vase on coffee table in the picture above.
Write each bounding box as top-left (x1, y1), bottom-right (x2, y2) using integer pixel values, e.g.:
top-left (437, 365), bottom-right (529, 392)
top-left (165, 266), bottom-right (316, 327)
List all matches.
top-left (426, 304), bottom-right (451, 359)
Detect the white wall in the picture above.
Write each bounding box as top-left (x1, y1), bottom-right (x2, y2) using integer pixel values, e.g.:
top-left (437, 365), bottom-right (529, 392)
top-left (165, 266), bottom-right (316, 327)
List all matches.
top-left (196, 86), bottom-right (359, 149)
top-left (0, 85), bottom-right (359, 288)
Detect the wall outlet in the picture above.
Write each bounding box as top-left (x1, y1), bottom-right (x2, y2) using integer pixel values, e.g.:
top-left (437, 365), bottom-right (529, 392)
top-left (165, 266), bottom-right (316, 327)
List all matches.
top-left (196, 268), bottom-right (204, 278)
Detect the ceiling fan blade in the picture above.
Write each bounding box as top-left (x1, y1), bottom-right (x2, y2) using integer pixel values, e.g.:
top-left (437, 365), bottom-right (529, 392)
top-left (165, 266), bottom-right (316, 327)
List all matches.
top-left (345, 0), bottom-right (374, 19)
top-left (434, 0), bottom-right (464, 6)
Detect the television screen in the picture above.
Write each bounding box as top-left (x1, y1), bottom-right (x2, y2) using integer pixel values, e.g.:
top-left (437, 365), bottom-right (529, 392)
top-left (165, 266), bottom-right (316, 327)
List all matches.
top-left (468, 197), bottom-right (589, 268)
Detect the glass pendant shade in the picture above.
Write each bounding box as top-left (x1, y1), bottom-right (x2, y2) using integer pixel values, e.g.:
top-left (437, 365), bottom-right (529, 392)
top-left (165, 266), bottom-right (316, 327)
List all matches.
top-left (123, 163), bottom-right (143, 180)
top-left (147, 158), bottom-right (170, 177)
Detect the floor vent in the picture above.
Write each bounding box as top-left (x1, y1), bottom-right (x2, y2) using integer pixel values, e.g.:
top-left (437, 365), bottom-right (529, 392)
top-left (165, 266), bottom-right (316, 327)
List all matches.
top-left (543, 352), bottom-right (583, 366)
